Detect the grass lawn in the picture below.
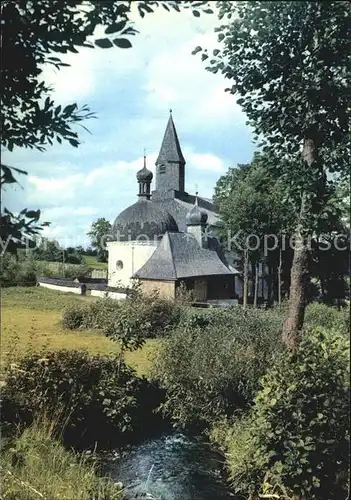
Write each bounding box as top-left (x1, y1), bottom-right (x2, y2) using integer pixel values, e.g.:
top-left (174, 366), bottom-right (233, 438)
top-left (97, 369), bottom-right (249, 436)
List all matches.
top-left (84, 255), bottom-right (108, 270)
top-left (35, 257), bottom-right (107, 274)
top-left (1, 287), bottom-right (159, 377)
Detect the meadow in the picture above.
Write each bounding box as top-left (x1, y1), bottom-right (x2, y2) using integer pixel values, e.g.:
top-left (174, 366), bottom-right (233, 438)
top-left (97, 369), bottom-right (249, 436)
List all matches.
top-left (84, 255), bottom-right (108, 270)
top-left (1, 286), bottom-right (158, 377)
top-left (37, 255), bottom-right (107, 275)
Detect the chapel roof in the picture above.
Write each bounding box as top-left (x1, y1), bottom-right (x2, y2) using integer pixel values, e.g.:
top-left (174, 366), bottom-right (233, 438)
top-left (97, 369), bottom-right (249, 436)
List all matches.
top-left (112, 199), bottom-right (178, 241)
top-left (152, 196), bottom-right (220, 232)
top-left (134, 231), bottom-right (236, 280)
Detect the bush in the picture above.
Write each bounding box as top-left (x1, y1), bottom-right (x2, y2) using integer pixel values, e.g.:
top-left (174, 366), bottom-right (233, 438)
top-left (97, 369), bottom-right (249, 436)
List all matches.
top-left (0, 254), bottom-right (38, 286)
top-left (2, 350), bottom-right (164, 448)
top-left (61, 304), bottom-right (89, 330)
top-left (152, 306), bottom-right (284, 429)
top-left (65, 252), bottom-right (84, 264)
top-left (305, 301), bottom-right (350, 335)
top-left (216, 327), bottom-right (350, 500)
top-left (63, 263), bottom-right (90, 279)
top-left (1, 421), bottom-right (123, 499)
top-left (61, 292), bottom-right (180, 339)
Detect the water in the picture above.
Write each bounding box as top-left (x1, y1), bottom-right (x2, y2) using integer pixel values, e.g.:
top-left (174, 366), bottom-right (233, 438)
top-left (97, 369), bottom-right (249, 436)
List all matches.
top-left (103, 433), bottom-right (236, 500)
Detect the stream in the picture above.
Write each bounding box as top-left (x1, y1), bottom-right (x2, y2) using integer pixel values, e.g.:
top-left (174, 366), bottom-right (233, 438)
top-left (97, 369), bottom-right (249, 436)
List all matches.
top-left (103, 432), bottom-right (236, 500)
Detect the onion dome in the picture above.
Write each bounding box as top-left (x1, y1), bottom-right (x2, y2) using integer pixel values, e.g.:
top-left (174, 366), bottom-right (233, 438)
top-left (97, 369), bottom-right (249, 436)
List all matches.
top-left (186, 193), bottom-right (208, 226)
top-left (137, 155), bottom-right (153, 200)
top-left (111, 154), bottom-right (178, 241)
top-left (137, 158), bottom-right (153, 182)
top-left (112, 200), bottom-right (178, 241)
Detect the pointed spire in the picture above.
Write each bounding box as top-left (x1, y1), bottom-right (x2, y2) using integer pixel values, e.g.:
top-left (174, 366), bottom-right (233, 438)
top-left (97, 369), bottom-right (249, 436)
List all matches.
top-left (156, 112), bottom-right (185, 165)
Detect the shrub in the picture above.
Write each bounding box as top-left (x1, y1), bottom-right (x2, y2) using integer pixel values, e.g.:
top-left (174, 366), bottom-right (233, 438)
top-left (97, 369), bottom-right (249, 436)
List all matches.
top-left (63, 263), bottom-right (90, 279)
top-left (61, 292), bottom-right (180, 339)
top-left (2, 350), bottom-right (164, 448)
top-left (305, 301), bottom-right (350, 335)
top-left (1, 421), bottom-right (123, 499)
top-left (152, 306), bottom-right (284, 429)
top-left (84, 298), bottom-right (124, 331)
top-left (0, 254), bottom-right (38, 286)
top-left (217, 327), bottom-right (350, 500)
top-left (61, 304), bottom-right (89, 329)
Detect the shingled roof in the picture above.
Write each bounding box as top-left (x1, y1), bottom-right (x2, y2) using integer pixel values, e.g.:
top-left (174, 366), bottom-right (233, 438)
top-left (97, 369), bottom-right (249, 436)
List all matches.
top-left (152, 196), bottom-right (220, 232)
top-left (156, 113), bottom-right (185, 165)
top-left (134, 232), bottom-right (234, 280)
top-left (112, 199), bottom-right (178, 240)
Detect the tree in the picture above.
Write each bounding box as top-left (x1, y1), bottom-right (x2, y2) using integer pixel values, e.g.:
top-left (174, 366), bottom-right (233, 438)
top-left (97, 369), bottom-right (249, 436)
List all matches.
top-left (214, 153), bottom-right (295, 308)
top-left (1, 0), bottom-right (212, 254)
top-left (197, 1), bottom-right (350, 349)
top-left (88, 218), bottom-right (112, 262)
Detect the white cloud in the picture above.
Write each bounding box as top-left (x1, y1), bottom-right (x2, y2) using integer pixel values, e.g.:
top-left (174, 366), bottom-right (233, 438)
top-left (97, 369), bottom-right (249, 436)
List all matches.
top-left (28, 174), bottom-right (83, 204)
top-left (24, 146), bottom-right (225, 215)
top-left (3, 7), bottom-right (254, 245)
top-left (41, 224), bottom-right (67, 239)
top-left (41, 206), bottom-right (97, 220)
top-left (73, 206), bottom-right (98, 216)
top-left (185, 151), bottom-right (226, 173)
top-left (38, 7), bottom-right (243, 126)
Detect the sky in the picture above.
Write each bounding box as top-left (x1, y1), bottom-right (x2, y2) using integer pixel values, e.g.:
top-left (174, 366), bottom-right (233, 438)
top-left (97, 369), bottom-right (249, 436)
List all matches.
top-left (3, 5), bottom-right (255, 248)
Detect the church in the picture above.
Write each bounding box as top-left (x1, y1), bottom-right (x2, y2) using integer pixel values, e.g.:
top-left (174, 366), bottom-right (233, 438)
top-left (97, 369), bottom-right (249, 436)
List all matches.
top-left (107, 112), bottom-right (240, 305)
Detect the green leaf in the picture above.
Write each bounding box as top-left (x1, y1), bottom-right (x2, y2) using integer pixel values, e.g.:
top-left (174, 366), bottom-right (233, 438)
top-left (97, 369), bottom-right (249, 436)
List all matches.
top-left (1, 165), bottom-right (17, 184)
top-left (26, 210), bottom-right (41, 220)
top-left (95, 38), bottom-right (114, 49)
top-left (192, 46), bottom-right (202, 56)
top-left (113, 38), bottom-right (132, 49)
top-left (63, 103), bottom-right (77, 116)
top-left (105, 20), bottom-right (127, 34)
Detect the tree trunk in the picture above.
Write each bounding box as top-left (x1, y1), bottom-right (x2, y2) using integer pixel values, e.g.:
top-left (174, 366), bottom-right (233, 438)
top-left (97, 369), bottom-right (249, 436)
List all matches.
top-left (267, 263), bottom-right (273, 307)
top-left (253, 261), bottom-right (259, 307)
top-left (243, 248), bottom-right (249, 309)
top-left (278, 246), bottom-right (282, 305)
top-left (282, 137), bottom-right (317, 351)
top-left (62, 250), bottom-right (65, 278)
top-left (261, 261), bottom-right (265, 303)
top-left (282, 194), bottom-right (309, 350)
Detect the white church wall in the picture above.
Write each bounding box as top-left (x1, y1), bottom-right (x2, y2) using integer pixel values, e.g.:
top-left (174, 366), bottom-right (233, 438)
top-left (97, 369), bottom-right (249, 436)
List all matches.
top-left (107, 241), bottom-right (158, 288)
top-left (90, 289), bottom-right (127, 300)
top-left (39, 282), bottom-right (82, 294)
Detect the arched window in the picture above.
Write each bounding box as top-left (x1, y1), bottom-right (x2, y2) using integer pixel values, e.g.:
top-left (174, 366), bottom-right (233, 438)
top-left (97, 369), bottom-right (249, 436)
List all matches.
top-left (116, 260), bottom-right (123, 270)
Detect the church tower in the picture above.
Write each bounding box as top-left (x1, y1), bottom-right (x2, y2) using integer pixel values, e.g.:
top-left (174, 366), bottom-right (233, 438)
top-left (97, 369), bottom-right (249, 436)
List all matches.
top-left (155, 111), bottom-right (186, 194)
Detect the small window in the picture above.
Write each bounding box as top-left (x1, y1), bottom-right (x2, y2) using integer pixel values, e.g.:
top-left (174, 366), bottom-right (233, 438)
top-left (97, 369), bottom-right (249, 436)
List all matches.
top-left (159, 165), bottom-right (166, 174)
top-left (116, 260), bottom-right (123, 270)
